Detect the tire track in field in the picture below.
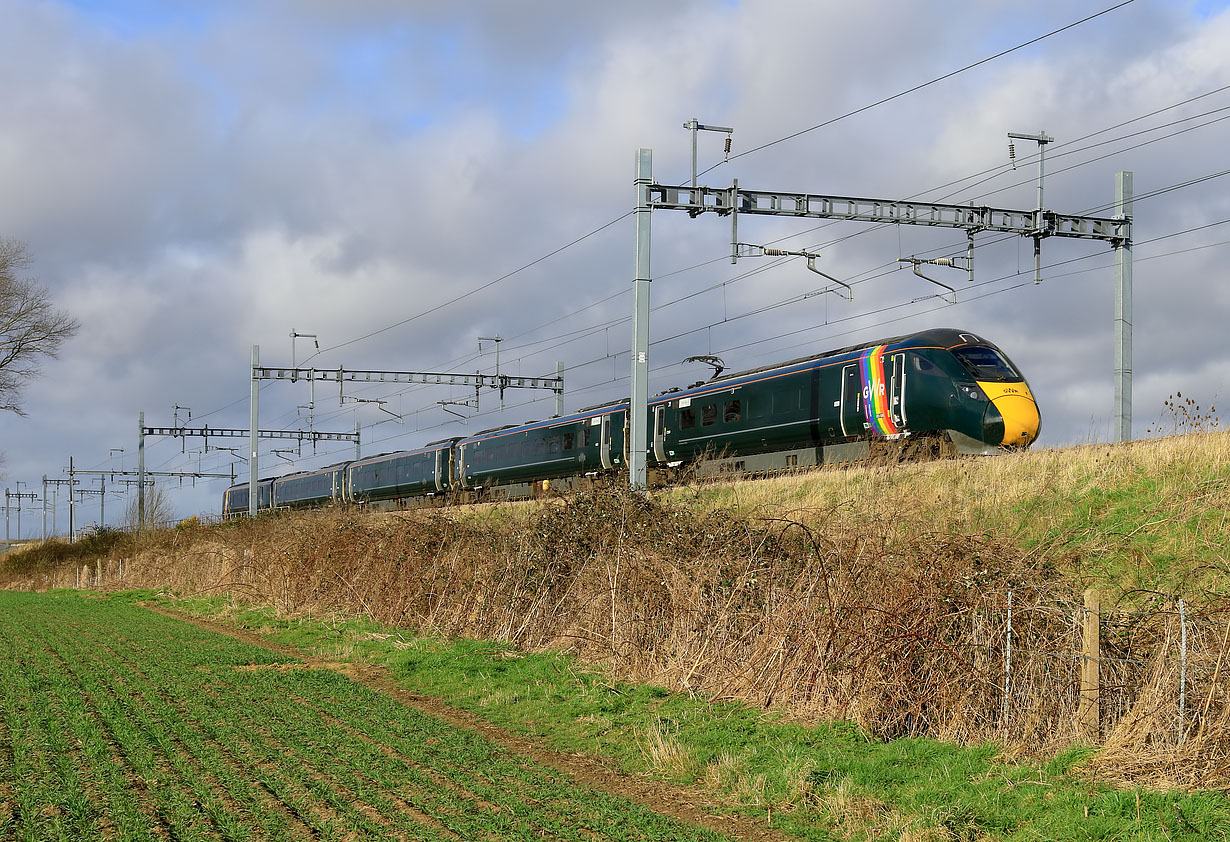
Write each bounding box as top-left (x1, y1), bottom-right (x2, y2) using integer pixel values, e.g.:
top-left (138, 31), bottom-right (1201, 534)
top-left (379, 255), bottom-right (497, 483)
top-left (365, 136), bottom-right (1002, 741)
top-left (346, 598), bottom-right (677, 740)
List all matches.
top-left (150, 605), bottom-right (794, 842)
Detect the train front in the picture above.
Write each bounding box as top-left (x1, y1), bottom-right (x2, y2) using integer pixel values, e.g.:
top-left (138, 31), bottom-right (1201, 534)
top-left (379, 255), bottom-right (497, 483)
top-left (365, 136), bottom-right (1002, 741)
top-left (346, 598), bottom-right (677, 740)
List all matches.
top-left (947, 343), bottom-right (1040, 451)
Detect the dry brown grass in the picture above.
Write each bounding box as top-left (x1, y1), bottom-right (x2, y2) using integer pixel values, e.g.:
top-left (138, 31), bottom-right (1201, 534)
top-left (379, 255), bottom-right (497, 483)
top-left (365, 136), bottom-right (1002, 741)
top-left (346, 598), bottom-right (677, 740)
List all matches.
top-left (5, 432), bottom-right (1228, 790)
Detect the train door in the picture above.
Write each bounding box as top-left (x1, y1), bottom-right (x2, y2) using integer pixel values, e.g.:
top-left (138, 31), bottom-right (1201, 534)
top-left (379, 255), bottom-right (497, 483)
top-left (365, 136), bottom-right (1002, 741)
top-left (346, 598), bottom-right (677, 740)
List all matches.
top-left (600, 414), bottom-right (613, 469)
top-left (433, 449), bottom-right (444, 492)
top-left (839, 364), bottom-right (864, 437)
top-left (653, 405), bottom-right (668, 462)
top-left (457, 445), bottom-right (469, 489)
top-left (889, 353), bottom-right (907, 430)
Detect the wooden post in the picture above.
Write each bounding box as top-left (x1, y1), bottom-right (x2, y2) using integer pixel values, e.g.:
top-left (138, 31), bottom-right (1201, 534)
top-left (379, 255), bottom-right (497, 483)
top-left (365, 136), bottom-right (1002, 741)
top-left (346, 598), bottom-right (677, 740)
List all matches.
top-left (1080, 588), bottom-right (1101, 738)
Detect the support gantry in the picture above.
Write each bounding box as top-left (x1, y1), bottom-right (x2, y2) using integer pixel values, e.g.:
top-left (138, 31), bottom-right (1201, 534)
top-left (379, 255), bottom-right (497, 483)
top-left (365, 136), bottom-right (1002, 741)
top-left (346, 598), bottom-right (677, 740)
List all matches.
top-left (628, 142), bottom-right (1133, 490)
top-left (247, 352), bottom-right (566, 516)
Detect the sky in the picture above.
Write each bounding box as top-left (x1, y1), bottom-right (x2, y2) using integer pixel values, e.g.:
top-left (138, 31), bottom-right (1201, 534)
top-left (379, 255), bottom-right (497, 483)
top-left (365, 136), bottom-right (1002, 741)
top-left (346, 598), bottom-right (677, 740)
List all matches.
top-left (2, 0), bottom-right (1229, 533)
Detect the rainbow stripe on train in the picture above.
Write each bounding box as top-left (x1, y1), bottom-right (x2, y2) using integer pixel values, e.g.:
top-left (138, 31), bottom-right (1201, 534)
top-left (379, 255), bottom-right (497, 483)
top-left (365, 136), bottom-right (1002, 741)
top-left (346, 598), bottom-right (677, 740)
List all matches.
top-left (860, 344), bottom-right (899, 436)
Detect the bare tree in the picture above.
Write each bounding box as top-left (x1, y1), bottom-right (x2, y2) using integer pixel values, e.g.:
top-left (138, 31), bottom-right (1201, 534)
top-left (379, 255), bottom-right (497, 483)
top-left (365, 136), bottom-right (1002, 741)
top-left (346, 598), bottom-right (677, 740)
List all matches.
top-left (124, 482), bottom-right (175, 530)
top-left (1, 239), bottom-right (80, 415)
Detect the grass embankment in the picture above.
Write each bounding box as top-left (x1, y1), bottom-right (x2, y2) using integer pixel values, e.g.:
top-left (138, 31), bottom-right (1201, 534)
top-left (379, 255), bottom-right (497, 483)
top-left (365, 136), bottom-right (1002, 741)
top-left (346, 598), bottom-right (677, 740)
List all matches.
top-left (3, 432), bottom-right (1229, 840)
top-left (665, 433), bottom-right (1229, 594)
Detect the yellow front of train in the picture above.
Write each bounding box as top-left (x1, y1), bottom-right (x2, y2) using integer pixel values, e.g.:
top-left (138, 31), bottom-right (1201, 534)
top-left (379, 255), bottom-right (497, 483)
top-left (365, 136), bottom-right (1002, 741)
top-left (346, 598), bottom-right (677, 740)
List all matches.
top-left (977, 379), bottom-right (1041, 447)
top-left (947, 340), bottom-right (1041, 450)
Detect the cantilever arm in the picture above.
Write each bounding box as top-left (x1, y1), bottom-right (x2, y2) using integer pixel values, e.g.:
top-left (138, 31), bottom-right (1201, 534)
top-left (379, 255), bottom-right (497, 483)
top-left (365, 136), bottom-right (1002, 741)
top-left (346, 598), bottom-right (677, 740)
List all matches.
top-left (898, 258), bottom-right (957, 303)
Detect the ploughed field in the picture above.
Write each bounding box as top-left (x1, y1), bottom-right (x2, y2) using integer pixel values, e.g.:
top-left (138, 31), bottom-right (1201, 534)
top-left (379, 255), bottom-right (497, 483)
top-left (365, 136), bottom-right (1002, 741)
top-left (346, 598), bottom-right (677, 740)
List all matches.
top-left (0, 591), bottom-right (727, 842)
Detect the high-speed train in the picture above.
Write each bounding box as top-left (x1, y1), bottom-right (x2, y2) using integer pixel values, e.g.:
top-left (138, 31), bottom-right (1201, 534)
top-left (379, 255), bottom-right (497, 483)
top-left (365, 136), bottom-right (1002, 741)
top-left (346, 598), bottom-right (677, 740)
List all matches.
top-left (223, 328), bottom-right (1040, 514)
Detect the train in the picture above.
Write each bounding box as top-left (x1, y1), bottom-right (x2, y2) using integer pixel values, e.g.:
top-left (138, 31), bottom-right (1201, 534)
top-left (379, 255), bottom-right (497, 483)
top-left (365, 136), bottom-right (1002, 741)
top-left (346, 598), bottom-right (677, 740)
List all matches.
top-left (222, 327), bottom-right (1040, 514)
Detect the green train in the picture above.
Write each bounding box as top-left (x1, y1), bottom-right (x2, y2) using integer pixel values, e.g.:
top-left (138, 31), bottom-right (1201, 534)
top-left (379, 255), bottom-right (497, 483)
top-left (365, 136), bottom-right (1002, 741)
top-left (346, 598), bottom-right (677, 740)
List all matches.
top-left (223, 327), bottom-right (1040, 513)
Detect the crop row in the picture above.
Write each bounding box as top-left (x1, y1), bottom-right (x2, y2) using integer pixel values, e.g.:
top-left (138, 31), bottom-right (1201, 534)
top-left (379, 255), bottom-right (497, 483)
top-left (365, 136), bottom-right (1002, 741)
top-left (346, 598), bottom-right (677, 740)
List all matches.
top-left (0, 592), bottom-right (727, 841)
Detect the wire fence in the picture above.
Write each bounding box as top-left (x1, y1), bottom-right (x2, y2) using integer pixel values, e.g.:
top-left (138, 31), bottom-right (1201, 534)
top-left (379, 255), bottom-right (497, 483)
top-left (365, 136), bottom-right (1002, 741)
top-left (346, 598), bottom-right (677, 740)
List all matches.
top-left (952, 590), bottom-right (1228, 748)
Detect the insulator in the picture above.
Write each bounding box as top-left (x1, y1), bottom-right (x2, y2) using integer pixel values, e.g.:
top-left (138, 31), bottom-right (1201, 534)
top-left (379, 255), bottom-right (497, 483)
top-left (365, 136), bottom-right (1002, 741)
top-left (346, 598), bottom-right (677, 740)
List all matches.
top-left (1008, 141), bottom-right (1016, 169)
top-left (724, 137), bottom-right (732, 155)
top-left (932, 257), bottom-right (956, 267)
top-left (763, 248), bottom-right (787, 256)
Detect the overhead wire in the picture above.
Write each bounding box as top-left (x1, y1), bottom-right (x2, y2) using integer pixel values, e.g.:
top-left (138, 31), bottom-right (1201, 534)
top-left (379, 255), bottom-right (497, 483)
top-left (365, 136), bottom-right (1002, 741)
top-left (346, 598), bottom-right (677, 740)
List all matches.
top-left (160, 1), bottom-right (1230, 488)
top-left (304, 1), bottom-right (1143, 373)
top-left (249, 209), bottom-right (1230, 476)
top-left (185, 160), bottom-right (1230, 483)
top-left (691, 0), bottom-right (1139, 181)
top-left (185, 0), bottom-right (1152, 438)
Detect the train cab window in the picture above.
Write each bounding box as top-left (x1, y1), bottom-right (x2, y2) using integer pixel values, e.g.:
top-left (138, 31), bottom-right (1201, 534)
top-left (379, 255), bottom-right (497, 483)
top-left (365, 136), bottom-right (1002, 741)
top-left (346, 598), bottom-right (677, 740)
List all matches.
top-left (563, 432), bottom-right (575, 451)
top-left (724, 400), bottom-right (741, 423)
top-left (702, 404), bottom-right (718, 426)
top-left (913, 355), bottom-right (939, 373)
top-left (951, 346), bottom-right (1021, 382)
top-left (680, 407), bottom-right (697, 429)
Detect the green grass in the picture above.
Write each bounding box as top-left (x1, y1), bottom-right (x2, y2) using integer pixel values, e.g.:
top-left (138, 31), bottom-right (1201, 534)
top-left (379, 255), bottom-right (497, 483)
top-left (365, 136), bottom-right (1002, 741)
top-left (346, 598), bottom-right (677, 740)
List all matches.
top-left (663, 434), bottom-right (1230, 598)
top-left (0, 590), bottom-right (731, 842)
top-left (139, 591), bottom-right (1230, 842)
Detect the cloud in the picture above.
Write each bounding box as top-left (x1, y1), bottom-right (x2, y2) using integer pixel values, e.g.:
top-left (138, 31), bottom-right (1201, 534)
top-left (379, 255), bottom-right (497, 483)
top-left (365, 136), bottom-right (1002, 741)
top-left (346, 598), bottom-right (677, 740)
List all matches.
top-left (2, 0), bottom-right (1229, 525)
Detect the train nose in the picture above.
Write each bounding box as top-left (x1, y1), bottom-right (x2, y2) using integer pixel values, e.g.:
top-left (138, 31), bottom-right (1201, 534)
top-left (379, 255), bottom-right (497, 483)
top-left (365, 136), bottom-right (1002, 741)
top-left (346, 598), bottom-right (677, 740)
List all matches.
top-left (993, 394), bottom-right (1040, 446)
top-left (978, 382), bottom-right (1041, 448)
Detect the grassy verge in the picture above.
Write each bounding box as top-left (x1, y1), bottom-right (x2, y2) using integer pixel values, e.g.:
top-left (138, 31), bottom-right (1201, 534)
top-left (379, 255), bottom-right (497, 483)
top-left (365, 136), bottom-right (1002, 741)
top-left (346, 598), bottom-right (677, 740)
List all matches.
top-left (133, 590), bottom-right (1230, 842)
top-left (662, 433), bottom-right (1230, 595)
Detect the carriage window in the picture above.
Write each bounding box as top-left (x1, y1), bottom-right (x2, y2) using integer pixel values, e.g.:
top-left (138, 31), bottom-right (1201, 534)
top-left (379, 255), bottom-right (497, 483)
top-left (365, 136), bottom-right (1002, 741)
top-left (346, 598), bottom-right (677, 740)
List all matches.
top-left (680, 407), bottom-right (696, 429)
top-left (534, 439), bottom-right (546, 456)
top-left (724, 400), bottom-right (741, 423)
top-left (563, 432), bottom-right (575, 450)
top-left (749, 398), bottom-right (768, 420)
top-left (774, 390), bottom-right (800, 412)
top-left (702, 404), bottom-right (717, 426)
top-left (547, 437), bottom-right (561, 454)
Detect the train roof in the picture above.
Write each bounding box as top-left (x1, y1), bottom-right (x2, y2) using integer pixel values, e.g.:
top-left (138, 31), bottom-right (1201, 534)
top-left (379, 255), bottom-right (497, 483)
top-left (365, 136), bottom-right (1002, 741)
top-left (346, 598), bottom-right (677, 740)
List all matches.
top-left (577, 398), bottom-right (629, 413)
top-left (349, 442), bottom-right (453, 466)
top-left (692, 327), bottom-right (991, 388)
top-left (455, 328), bottom-right (1002, 445)
top-left (224, 476), bottom-right (275, 490)
top-left (222, 328), bottom-right (1003, 477)
top-left (272, 461), bottom-right (350, 480)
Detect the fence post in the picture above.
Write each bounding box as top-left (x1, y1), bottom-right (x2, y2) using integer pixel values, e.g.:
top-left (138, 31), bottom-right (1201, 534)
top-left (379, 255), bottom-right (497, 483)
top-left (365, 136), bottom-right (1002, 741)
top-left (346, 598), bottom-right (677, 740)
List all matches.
top-left (1003, 589), bottom-right (1013, 724)
top-left (1080, 588), bottom-right (1101, 739)
top-left (1178, 597), bottom-right (1187, 742)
